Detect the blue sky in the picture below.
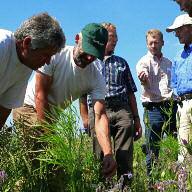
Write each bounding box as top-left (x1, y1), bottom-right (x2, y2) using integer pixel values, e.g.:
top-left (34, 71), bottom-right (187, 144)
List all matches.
top-left (2, 0), bottom-right (184, 126)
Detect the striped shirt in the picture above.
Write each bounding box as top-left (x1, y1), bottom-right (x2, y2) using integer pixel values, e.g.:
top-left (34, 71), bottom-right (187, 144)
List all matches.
top-left (104, 55), bottom-right (137, 98)
top-left (87, 55), bottom-right (137, 106)
top-left (136, 51), bottom-right (173, 103)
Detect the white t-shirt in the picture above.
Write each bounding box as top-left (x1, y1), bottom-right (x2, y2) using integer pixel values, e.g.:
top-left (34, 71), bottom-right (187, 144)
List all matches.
top-left (24, 46), bottom-right (105, 109)
top-left (0, 29), bottom-right (32, 109)
top-left (136, 51), bottom-right (173, 103)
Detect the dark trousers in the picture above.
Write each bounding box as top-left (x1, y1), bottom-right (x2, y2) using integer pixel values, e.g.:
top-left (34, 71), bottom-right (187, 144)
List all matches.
top-left (143, 101), bottom-right (177, 175)
top-left (89, 97), bottom-right (134, 179)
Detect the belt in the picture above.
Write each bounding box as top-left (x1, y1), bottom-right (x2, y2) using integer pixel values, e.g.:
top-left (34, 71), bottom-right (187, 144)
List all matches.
top-left (179, 93), bottom-right (192, 101)
top-left (142, 100), bottom-right (174, 109)
top-left (105, 95), bottom-right (128, 103)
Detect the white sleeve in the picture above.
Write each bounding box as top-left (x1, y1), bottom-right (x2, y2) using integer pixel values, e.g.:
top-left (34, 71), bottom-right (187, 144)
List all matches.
top-left (90, 70), bottom-right (106, 101)
top-left (38, 55), bottom-right (57, 76)
top-left (0, 80), bottom-right (28, 109)
top-left (136, 57), bottom-right (149, 76)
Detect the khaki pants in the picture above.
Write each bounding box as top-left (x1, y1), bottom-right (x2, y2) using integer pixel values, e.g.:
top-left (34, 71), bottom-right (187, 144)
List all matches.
top-left (13, 104), bottom-right (65, 192)
top-left (12, 104), bottom-right (41, 147)
top-left (177, 99), bottom-right (192, 162)
top-left (13, 103), bottom-right (38, 126)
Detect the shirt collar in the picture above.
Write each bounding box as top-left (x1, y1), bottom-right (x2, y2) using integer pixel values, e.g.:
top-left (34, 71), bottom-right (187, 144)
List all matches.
top-left (184, 43), bottom-right (192, 52)
top-left (104, 55), bottom-right (113, 62)
top-left (147, 51), bottom-right (163, 61)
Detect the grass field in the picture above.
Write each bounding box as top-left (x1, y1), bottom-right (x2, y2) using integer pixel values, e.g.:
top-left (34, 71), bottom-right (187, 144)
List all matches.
top-left (0, 106), bottom-right (192, 191)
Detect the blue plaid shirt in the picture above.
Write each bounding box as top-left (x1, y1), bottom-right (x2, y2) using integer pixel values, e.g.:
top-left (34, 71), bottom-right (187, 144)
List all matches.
top-left (171, 44), bottom-right (192, 96)
top-left (87, 55), bottom-right (137, 105)
top-left (104, 55), bottom-right (137, 98)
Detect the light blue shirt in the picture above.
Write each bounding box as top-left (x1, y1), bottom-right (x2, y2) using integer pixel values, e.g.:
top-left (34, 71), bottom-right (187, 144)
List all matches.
top-left (171, 44), bottom-right (192, 96)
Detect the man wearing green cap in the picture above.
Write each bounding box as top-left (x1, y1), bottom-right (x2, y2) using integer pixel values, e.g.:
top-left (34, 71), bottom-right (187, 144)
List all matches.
top-left (13, 23), bottom-right (116, 179)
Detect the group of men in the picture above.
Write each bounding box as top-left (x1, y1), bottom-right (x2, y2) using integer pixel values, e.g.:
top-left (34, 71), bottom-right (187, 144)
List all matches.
top-left (1, 0), bottom-right (192, 189)
top-left (135, 0), bottom-right (192, 183)
top-left (135, 0), bottom-right (192, 188)
top-left (79, 23), bottom-right (142, 185)
top-left (0, 13), bottom-right (116, 183)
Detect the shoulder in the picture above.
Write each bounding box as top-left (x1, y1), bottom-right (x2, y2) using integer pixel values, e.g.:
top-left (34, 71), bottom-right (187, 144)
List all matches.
top-left (0, 29), bottom-right (13, 41)
top-left (0, 29), bottom-right (14, 49)
top-left (137, 54), bottom-right (149, 63)
top-left (0, 30), bottom-right (15, 61)
top-left (162, 56), bottom-right (172, 65)
top-left (110, 55), bottom-right (127, 63)
top-left (50, 45), bottom-right (73, 65)
top-left (107, 55), bottom-right (129, 68)
top-left (88, 60), bottom-right (103, 76)
top-left (54, 45), bottom-right (73, 58)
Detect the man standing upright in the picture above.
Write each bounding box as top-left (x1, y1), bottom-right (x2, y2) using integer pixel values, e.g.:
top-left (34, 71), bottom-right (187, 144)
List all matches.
top-left (0, 12), bottom-right (65, 128)
top-left (136, 29), bottom-right (177, 177)
top-left (167, 14), bottom-right (192, 162)
top-left (80, 23), bottom-right (142, 186)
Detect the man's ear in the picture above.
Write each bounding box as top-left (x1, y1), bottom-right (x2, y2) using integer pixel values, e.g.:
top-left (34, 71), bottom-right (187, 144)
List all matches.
top-left (23, 36), bottom-right (32, 49)
top-left (75, 34), bottom-right (80, 44)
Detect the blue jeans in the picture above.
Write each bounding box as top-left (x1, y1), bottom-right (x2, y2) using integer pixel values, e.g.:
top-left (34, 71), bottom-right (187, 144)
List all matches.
top-left (143, 101), bottom-right (177, 175)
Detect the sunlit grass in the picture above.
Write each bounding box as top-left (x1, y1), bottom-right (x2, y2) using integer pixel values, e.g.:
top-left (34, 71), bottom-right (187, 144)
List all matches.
top-left (0, 104), bottom-right (192, 191)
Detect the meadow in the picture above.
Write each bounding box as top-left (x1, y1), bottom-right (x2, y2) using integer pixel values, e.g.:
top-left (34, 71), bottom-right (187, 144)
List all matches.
top-left (0, 106), bottom-right (192, 192)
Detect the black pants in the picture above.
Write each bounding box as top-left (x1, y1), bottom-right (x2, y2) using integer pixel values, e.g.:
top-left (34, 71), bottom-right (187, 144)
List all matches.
top-left (89, 97), bottom-right (134, 179)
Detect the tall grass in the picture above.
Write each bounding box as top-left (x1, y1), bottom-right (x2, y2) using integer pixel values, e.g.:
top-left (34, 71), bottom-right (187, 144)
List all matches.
top-left (0, 104), bottom-right (192, 191)
top-left (0, 106), bottom-right (100, 191)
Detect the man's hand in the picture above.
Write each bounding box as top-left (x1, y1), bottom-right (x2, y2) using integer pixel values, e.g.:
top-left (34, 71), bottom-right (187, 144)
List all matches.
top-left (138, 71), bottom-right (149, 85)
top-left (102, 154), bottom-right (117, 178)
top-left (134, 119), bottom-right (142, 141)
top-left (0, 105), bottom-right (11, 129)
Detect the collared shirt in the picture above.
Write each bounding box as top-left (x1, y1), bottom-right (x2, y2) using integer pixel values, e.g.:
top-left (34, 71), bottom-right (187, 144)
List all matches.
top-left (104, 55), bottom-right (137, 98)
top-left (171, 44), bottom-right (192, 96)
top-left (136, 51), bottom-right (173, 103)
top-left (87, 55), bottom-right (137, 106)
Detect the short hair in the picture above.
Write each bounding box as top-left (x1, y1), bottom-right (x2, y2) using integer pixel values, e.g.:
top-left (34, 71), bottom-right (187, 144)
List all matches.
top-left (14, 12), bottom-right (65, 51)
top-left (101, 22), bottom-right (116, 31)
top-left (146, 29), bottom-right (163, 41)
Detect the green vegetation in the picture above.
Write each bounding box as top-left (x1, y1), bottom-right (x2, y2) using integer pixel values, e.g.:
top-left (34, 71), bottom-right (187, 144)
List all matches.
top-left (0, 105), bottom-right (192, 191)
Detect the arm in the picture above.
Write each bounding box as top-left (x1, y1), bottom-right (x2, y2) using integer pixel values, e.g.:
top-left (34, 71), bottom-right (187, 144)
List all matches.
top-left (138, 71), bottom-right (149, 85)
top-left (93, 99), bottom-right (116, 178)
top-left (136, 60), bottom-right (150, 86)
top-left (35, 71), bottom-right (52, 122)
top-left (79, 94), bottom-right (89, 129)
top-left (0, 105), bottom-right (11, 129)
top-left (128, 92), bottom-right (142, 141)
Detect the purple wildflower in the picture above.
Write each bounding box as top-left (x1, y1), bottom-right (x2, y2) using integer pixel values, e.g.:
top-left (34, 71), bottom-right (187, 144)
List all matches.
top-left (182, 139), bottom-right (188, 146)
top-left (0, 170), bottom-right (8, 184)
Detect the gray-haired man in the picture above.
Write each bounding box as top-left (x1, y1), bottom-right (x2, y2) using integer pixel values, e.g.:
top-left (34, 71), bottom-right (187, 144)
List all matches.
top-left (13, 23), bottom-right (116, 179)
top-left (0, 12), bottom-right (65, 128)
top-left (166, 13), bottom-right (192, 162)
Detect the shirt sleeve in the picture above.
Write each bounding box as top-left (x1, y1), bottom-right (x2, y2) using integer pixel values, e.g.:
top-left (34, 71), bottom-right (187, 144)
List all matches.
top-left (171, 60), bottom-right (178, 95)
top-left (125, 62), bottom-right (137, 93)
top-left (136, 58), bottom-right (149, 76)
top-left (90, 65), bottom-right (106, 101)
top-left (38, 55), bottom-right (57, 76)
top-left (0, 80), bottom-right (28, 109)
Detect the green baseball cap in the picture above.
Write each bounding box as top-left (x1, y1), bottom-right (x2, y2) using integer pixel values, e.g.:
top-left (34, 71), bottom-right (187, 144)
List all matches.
top-left (81, 23), bottom-right (108, 60)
